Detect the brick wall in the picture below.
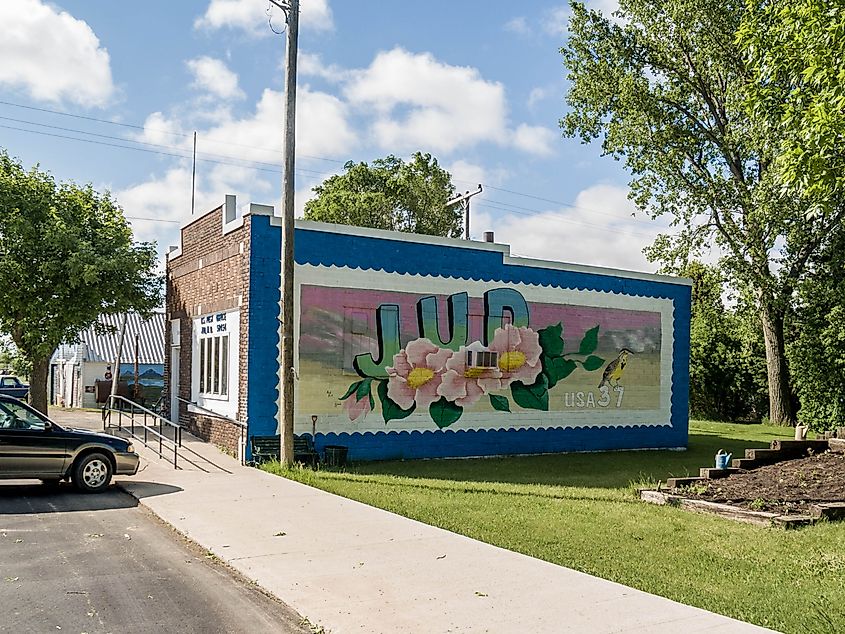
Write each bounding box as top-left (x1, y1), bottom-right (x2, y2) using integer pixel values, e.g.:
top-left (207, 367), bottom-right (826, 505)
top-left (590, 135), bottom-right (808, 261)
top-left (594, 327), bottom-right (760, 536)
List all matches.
top-left (165, 207), bottom-right (252, 455)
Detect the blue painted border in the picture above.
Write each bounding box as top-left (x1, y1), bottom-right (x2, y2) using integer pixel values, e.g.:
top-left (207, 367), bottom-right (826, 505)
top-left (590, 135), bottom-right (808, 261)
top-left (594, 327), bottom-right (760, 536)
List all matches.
top-left (245, 215), bottom-right (281, 459)
top-left (246, 223), bottom-right (691, 461)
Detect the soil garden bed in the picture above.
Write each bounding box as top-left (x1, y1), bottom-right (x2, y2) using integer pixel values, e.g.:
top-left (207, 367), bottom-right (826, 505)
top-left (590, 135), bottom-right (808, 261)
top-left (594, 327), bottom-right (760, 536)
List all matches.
top-left (681, 450), bottom-right (845, 515)
top-left (640, 438), bottom-right (845, 526)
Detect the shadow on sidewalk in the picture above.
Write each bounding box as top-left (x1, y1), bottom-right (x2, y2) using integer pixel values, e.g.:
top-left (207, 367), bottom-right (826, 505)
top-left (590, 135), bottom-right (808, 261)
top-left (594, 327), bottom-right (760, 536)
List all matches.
top-left (117, 480), bottom-right (183, 500)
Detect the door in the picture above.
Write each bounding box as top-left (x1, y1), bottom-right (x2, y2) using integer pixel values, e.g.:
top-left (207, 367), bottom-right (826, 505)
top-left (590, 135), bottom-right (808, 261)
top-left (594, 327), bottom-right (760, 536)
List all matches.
top-left (170, 317), bottom-right (181, 425)
top-left (0, 400), bottom-right (66, 477)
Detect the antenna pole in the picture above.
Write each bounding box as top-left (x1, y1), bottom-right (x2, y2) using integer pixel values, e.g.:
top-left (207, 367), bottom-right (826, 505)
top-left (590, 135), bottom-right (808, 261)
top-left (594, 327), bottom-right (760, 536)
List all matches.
top-left (190, 131), bottom-right (197, 215)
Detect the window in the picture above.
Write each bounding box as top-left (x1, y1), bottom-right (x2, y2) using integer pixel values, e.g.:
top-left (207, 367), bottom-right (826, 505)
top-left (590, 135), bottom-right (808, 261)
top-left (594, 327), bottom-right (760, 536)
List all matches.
top-left (466, 350), bottom-right (498, 368)
top-left (199, 334), bottom-right (229, 397)
top-left (0, 400), bottom-right (47, 431)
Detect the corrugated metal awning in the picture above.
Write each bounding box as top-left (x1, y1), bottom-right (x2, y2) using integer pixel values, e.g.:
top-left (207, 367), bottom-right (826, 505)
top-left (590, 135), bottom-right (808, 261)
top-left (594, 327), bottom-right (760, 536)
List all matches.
top-left (53, 312), bottom-right (165, 365)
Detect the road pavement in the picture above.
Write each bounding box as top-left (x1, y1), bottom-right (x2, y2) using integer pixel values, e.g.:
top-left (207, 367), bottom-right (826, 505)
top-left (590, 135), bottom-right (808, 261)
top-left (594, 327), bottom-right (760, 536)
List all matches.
top-left (0, 482), bottom-right (309, 634)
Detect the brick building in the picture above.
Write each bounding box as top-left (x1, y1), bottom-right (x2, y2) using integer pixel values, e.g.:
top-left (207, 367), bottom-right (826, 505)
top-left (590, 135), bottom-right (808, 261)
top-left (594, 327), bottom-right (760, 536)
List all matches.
top-left (166, 197), bottom-right (692, 462)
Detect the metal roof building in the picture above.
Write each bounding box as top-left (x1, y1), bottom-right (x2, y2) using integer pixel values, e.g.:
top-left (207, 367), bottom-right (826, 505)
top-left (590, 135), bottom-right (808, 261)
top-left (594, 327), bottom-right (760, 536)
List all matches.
top-left (52, 312), bottom-right (165, 365)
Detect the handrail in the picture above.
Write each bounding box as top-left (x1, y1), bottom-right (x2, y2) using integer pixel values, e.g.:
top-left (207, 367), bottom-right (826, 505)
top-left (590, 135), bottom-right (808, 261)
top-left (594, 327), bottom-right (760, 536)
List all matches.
top-left (176, 396), bottom-right (247, 465)
top-left (103, 394), bottom-right (181, 468)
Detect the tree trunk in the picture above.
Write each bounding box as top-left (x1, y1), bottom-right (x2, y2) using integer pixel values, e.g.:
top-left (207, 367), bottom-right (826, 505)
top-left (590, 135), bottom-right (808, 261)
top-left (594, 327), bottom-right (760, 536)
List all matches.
top-left (760, 303), bottom-right (795, 426)
top-left (29, 354), bottom-right (50, 414)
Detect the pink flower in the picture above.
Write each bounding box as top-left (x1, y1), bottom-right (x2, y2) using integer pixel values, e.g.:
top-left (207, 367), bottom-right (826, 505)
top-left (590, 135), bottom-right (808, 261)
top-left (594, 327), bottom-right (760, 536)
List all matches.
top-left (342, 392), bottom-right (372, 422)
top-left (386, 338), bottom-right (453, 410)
top-left (488, 324), bottom-right (542, 386)
top-left (439, 343), bottom-right (503, 407)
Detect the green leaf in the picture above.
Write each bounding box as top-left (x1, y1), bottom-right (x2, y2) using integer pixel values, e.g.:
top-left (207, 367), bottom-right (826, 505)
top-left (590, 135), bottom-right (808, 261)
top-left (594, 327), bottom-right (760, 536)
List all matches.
top-left (578, 325), bottom-right (600, 356)
top-left (582, 355), bottom-right (605, 372)
top-left (429, 397), bottom-right (463, 428)
top-left (355, 377), bottom-right (373, 401)
top-left (489, 394), bottom-right (511, 412)
top-left (543, 356), bottom-right (577, 388)
top-left (376, 380), bottom-right (415, 423)
top-left (340, 381), bottom-right (362, 401)
top-left (511, 374), bottom-right (549, 411)
top-left (538, 322), bottom-right (564, 357)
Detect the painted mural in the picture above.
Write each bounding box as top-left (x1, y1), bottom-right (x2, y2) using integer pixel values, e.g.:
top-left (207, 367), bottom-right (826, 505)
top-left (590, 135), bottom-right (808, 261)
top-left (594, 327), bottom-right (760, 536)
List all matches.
top-left (297, 279), bottom-right (666, 435)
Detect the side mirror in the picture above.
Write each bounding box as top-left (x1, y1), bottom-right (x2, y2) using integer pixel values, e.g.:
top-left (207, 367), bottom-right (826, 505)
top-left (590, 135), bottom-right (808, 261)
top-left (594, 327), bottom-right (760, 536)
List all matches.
top-left (43, 422), bottom-right (53, 432)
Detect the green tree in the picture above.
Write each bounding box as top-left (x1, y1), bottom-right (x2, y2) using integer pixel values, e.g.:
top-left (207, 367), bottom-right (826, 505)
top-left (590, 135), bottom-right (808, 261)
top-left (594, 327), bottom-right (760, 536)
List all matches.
top-left (0, 151), bottom-right (161, 413)
top-left (304, 152), bottom-right (463, 238)
top-left (683, 261), bottom-right (767, 421)
top-left (787, 228), bottom-right (845, 432)
top-left (738, 0), bottom-right (845, 209)
top-left (560, 0), bottom-right (835, 425)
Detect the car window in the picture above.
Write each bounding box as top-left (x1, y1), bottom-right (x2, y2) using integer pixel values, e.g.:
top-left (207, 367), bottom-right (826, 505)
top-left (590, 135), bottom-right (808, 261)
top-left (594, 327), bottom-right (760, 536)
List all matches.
top-left (0, 377), bottom-right (16, 387)
top-left (0, 401), bottom-right (47, 431)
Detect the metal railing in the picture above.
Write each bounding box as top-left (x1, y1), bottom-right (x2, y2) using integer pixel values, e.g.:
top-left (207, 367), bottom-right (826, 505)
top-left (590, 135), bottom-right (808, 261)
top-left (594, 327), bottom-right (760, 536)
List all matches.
top-left (175, 397), bottom-right (248, 466)
top-left (103, 394), bottom-right (182, 468)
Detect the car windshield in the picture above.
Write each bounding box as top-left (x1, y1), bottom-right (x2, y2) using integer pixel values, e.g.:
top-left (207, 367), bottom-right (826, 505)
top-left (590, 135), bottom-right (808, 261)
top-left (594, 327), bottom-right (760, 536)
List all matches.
top-left (0, 400), bottom-right (51, 431)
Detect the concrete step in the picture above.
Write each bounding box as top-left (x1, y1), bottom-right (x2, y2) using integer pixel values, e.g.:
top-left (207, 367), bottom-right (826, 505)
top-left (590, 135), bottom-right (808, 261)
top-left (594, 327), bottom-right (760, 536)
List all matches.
top-left (666, 476), bottom-right (708, 489)
top-left (772, 515), bottom-right (816, 529)
top-left (730, 458), bottom-right (758, 469)
top-left (809, 502), bottom-right (845, 520)
top-left (769, 439), bottom-right (830, 454)
top-left (699, 467), bottom-right (742, 479)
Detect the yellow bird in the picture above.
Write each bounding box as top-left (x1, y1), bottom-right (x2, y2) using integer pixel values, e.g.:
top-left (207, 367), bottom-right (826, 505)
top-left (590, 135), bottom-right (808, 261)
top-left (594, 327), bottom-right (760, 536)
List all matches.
top-left (598, 349), bottom-right (633, 389)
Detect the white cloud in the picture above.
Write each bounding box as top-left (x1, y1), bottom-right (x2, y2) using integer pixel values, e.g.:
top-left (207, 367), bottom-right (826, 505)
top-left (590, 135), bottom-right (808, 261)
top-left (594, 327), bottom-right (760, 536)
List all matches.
top-left (0, 0), bottom-right (114, 107)
top-left (478, 184), bottom-right (666, 272)
top-left (543, 6), bottom-right (571, 37)
top-left (504, 17), bottom-right (530, 35)
top-left (186, 56), bottom-right (244, 100)
top-left (135, 86), bottom-right (355, 163)
top-left (511, 124), bottom-right (557, 156)
top-left (527, 86), bottom-right (552, 109)
top-left (202, 87), bottom-right (356, 160)
top-left (446, 160), bottom-right (509, 190)
top-left (196, 0), bottom-right (333, 34)
top-left (117, 168), bottom-right (192, 251)
top-left (447, 160), bottom-right (487, 189)
top-left (344, 48), bottom-right (512, 155)
top-left (299, 52), bottom-right (349, 82)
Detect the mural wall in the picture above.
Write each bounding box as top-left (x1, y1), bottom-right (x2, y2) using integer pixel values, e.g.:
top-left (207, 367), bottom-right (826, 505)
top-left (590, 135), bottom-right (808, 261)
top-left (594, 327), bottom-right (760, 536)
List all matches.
top-left (238, 218), bottom-right (690, 461)
top-left (294, 263), bottom-right (678, 459)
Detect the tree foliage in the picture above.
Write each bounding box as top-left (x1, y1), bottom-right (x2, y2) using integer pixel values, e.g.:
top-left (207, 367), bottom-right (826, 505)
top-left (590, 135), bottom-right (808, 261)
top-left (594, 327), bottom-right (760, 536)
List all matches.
top-left (787, 228), bottom-right (845, 432)
top-left (739, 0), bottom-right (845, 209)
top-left (304, 152), bottom-right (463, 238)
top-left (560, 0), bottom-right (840, 425)
top-left (0, 151), bottom-right (161, 412)
top-left (684, 262), bottom-right (768, 421)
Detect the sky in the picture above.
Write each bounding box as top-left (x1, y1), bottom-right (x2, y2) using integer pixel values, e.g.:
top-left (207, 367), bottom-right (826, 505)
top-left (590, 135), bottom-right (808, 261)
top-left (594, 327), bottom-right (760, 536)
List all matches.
top-left (0, 0), bottom-right (675, 273)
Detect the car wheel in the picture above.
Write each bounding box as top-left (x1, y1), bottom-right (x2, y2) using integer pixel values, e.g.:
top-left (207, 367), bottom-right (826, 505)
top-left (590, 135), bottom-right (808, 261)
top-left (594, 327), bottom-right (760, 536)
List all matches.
top-left (72, 453), bottom-right (113, 493)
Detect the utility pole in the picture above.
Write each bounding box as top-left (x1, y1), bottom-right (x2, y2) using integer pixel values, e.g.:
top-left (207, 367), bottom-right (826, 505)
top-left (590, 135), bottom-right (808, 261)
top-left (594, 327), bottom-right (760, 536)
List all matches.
top-left (110, 313), bottom-right (128, 398)
top-left (269, 0), bottom-right (299, 466)
top-left (447, 184), bottom-right (483, 240)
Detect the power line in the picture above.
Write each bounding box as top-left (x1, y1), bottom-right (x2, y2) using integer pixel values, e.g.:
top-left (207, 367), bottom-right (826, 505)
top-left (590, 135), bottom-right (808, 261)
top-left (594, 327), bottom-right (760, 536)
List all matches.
top-left (0, 122), bottom-right (336, 180)
top-left (0, 99), bottom-right (665, 235)
top-left (0, 122), bottom-right (668, 237)
top-left (0, 98), bottom-right (345, 164)
top-left (474, 199), bottom-right (661, 239)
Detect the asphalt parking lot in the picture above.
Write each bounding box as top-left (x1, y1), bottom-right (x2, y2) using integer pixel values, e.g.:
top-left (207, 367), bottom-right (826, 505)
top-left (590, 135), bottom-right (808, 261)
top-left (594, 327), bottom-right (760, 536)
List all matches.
top-left (0, 482), bottom-right (309, 634)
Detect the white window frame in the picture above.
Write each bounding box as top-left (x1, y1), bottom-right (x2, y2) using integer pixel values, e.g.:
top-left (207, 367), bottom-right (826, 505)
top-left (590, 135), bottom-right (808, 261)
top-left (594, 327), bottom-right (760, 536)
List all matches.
top-left (191, 310), bottom-right (239, 419)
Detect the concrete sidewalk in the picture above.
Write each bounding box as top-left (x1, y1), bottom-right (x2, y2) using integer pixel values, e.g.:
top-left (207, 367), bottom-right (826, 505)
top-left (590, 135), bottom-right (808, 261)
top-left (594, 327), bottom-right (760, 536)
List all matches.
top-left (100, 433), bottom-right (777, 634)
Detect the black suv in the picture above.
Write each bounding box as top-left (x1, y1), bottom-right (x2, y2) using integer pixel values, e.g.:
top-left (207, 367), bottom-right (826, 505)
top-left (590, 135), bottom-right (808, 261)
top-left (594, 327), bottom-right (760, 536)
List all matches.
top-left (0, 395), bottom-right (139, 492)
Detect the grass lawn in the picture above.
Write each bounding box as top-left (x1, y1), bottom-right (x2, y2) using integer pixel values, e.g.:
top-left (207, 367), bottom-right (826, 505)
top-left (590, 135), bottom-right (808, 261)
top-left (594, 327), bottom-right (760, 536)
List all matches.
top-left (264, 422), bottom-right (845, 633)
